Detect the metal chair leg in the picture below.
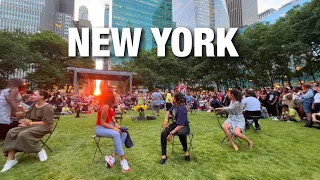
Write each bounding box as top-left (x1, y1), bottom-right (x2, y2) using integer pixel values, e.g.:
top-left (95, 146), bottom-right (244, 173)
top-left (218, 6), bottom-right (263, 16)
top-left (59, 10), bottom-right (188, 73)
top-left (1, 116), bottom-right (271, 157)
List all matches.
top-left (41, 140), bottom-right (53, 152)
top-left (93, 137), bottom-right (103, 163)
top-left (221, 136), bottom-right (227, 144)
top-left (171, 135), bottom-right (175, 154)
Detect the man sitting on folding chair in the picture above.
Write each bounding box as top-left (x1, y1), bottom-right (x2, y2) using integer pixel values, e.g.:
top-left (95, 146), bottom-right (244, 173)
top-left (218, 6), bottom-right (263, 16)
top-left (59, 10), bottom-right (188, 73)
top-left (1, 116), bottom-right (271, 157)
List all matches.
top-left (1, 90), bottom-right (54, 173)
top-left (160, 93), bottom-right (191, 164)
top-left (242, 90), bottom-right (262, 131)
top-left (215, 89), bottom-right (253, 151)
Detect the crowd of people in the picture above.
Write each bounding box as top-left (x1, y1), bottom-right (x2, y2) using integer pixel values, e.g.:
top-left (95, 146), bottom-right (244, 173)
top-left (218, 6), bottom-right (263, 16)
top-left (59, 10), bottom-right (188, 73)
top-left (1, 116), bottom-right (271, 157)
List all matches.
top-left (1, 77), bottom-right (320, 173)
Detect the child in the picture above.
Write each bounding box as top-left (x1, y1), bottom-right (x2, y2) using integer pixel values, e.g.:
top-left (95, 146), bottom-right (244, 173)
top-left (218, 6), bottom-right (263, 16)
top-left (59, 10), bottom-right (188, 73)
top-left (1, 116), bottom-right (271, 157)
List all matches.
top-left (261, 103), bottom-right (270, 120)
top-left (281, 104), bottom-right (300, 122)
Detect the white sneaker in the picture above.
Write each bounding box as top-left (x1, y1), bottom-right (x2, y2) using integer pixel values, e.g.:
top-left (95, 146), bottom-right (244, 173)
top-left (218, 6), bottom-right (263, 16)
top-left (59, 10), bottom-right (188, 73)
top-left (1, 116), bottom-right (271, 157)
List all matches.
top-left (37, 148), bottom-right (48, 162)
top-left (111, 156), bottom-right (115, 164)
top-left (272, 117), bottom-right (279, 121)
top-left (105, 155), bottom-right (114, 169)
top-left (1, 159), bottom-right (18, 173)
top-left (120, 159), bottom-right (131, 172)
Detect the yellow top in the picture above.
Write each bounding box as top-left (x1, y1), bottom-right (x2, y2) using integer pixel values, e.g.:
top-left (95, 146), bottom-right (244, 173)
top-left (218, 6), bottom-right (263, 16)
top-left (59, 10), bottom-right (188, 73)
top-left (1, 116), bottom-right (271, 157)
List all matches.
top-left (165, 93), bottom-right (172, 103)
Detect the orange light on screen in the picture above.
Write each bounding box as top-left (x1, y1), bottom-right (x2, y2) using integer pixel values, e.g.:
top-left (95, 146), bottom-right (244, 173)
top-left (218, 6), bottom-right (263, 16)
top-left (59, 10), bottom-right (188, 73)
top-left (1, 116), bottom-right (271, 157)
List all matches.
top-left (94, 59), bottom-right (104, 96)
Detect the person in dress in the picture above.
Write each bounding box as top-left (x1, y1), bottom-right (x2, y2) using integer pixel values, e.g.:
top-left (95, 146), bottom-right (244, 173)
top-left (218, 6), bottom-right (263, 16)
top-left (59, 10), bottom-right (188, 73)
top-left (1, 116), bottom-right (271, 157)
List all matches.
top-left (1, 90), bottom-right (54, 173)
top-left (215, 89), bottom-right (253, 151)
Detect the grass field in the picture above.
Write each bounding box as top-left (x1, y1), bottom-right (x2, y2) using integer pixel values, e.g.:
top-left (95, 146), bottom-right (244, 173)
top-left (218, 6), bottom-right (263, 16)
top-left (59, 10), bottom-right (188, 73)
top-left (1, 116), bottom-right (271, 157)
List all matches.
top-left (1, 110), bottom-right (320, 180)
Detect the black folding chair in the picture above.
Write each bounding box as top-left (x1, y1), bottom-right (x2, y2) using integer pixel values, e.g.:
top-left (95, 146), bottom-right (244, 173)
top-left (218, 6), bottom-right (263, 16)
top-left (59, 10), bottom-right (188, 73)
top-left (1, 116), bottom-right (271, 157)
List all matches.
top-left (40, 112), bottom-right (61, 152)
top-left (215, 111), bottom-right (242, 144)
top-left (245, 115), bottom-right (262, 133)
top-left (92, 135), bottom-right (114, 163)
top-left (171, 132), bottom-right (196, 160)
top-left (115, 111), bottom-right (123, 125)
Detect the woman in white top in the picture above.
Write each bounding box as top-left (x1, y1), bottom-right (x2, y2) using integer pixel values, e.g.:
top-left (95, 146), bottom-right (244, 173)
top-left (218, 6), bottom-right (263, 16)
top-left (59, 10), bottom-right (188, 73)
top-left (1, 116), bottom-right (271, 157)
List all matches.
top-left (0, 78), bottom-right (26, 140)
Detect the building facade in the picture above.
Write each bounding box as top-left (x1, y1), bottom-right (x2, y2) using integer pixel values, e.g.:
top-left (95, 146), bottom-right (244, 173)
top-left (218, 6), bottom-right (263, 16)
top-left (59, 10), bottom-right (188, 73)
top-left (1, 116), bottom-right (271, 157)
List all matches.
top-left (258, 0), bottom-right (311, 24)
top-left (226, 0), bottom-right (258, 28)
top-left (79, 5), bottom-right (89, 20)
top-left (0, 0), bottom-right (75, 38)
top-left (0, 0), bottom-right (46, 33)
top-left (258, 8), bottom-right (276, 19)
top-left (109, 0), bottom-right (173, 65)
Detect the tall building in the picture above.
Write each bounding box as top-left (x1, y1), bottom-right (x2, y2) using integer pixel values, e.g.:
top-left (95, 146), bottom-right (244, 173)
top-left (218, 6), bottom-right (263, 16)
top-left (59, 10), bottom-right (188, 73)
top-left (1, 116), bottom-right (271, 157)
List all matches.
top-left (173, 0), bottom-right (230, 30)
top-left (258, 0), bottom-right (311, 24)
top-left (79, 5), bottom-right (89, 20)
top-left (109, 0), bottom-right (173, 65)
top-left (226, 0), bottom-right (258, 28)
top-left (259, 8), bottom-right (276, 19)
top-left (0, 0), bottom-right (74, 39)
top-left (0, 0), bottom-right (46, 33)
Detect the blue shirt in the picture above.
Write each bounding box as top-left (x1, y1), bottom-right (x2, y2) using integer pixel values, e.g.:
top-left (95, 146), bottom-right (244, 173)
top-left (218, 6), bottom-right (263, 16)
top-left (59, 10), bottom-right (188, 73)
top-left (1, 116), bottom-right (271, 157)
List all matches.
top-left (174, 105), bottom-right (190, 126)
top-left (151, 92), bottom-right (162, 106)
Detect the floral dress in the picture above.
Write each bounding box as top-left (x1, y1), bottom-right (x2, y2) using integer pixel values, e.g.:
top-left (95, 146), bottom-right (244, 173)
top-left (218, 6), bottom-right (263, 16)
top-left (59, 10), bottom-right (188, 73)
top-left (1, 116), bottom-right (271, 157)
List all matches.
top-left (223, 101), bottom-right (245, 134)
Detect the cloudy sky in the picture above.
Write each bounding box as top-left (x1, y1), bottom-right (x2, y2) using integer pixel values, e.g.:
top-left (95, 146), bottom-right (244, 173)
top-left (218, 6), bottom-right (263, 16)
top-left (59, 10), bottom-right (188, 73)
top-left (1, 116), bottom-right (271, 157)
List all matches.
top-left (75, 0), bottom-right (293, 28)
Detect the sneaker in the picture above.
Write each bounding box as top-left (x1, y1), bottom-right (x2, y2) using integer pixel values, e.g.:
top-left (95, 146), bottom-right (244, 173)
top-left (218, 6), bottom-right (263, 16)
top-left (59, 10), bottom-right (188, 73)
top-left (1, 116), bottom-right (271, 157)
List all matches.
top-left (1, 159), bottom-right (18, 173)
top-left (120, 159), bottom-right (131, 172)
top-left (272, 117), bottom-right (279, 121)
top-left (37, 148), bottom-right (48, 162)
top-left (105, 155), bottom-right (113, 169)
top-left (287, 120), bottom-right (293, 122)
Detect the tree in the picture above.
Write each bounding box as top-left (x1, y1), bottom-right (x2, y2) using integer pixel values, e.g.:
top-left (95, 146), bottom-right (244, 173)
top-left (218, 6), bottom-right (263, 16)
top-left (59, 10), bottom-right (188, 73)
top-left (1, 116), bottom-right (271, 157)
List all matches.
top-left (0, 30), bottom-right (41, 88)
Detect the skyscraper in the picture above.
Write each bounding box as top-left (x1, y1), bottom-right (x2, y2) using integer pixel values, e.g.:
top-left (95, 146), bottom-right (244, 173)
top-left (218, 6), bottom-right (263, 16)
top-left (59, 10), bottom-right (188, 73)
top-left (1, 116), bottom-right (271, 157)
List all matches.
top-left (0, 0), bottom-right (47, 33)
top-left (0, 0), bottom-right (75, 39)
top-left (173, 0), bottom-right (230, 30)
top-left (226, 0), bottom-right (258, 28)
top-left (109, 0), bottom-right (173, 65)
top-left (79, 5), bottom-right (89, 20)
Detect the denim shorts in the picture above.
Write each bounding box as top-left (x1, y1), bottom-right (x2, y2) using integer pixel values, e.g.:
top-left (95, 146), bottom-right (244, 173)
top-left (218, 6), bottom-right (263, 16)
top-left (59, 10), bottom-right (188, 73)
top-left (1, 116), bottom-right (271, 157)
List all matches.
top-left (303, 103), bottom-right (312, 113)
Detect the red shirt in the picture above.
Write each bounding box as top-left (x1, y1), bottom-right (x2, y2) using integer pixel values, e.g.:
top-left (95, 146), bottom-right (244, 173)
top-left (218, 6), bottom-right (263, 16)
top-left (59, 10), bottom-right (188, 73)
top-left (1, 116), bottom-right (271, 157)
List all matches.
top-left (96, 106), bottom-right (115, 126)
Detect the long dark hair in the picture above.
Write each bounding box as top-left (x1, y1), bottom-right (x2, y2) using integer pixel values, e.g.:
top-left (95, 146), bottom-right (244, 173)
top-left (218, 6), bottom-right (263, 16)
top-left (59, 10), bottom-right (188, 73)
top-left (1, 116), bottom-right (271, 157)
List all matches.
top-left (230, 89), bottom-right (242, 102)
top-left (174, 92), bottom-right (185, 104)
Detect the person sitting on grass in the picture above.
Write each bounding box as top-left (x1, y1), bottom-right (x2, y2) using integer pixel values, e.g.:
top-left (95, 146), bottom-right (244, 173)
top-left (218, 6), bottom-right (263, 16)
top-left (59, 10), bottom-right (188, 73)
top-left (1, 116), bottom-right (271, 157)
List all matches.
top-left (311, 112), bottom-right (320, 128)
top-left (1, 90), bottom-right (54, 173)
top-left (261, 103), bottom-right (270, 120)
top-left (280, 104), bottom-right (300, 122)
top-left (61, 104), bottom-right (72, 115)
top-left (215, 89), bottom-right (253, 151)
top-left (95, 88), bottom-right (131, 173)
top-left (160, 93), bottom-right (190, 164)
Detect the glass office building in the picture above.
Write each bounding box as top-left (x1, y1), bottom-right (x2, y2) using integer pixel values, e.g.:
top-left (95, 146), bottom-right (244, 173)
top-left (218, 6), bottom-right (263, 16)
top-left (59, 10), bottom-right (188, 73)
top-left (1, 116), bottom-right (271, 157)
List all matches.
top-left (110, 0), bottom-right (173, 65)
top-left (0, 0), bottom-right (46, 33)
top-left (239, 0), bottom-right (311, 33)
top-left (173, 0), bottom-right (230, 30)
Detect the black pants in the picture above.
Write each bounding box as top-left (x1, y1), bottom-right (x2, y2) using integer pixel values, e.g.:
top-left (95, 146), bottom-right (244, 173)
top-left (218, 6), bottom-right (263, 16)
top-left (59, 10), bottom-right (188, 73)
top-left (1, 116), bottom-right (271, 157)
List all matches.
top-left (166, 103), bottom-right (172, 111)
top-left (244, 111), bottom-right (261, 129)
top-left (267, 103), bottom-right (277, 117)
top-left (161, 123), bottom-right (190, 156)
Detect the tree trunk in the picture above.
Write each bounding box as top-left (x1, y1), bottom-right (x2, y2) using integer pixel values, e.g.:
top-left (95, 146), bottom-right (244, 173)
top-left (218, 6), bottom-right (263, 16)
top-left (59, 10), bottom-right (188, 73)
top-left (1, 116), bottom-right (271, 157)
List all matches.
top-left (312, 73), bottom-right (316, 81)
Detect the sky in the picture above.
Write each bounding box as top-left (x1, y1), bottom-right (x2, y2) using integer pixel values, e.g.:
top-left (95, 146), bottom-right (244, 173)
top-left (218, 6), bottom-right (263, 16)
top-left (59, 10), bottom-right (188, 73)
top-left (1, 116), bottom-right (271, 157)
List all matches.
top-left (74, 0), bottom-right (293, 28)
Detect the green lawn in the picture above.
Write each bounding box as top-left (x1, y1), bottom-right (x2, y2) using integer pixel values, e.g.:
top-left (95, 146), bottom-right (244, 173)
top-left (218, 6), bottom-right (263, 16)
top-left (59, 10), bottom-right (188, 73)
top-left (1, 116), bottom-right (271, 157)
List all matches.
top-left (1, 110), bottom-right (320, 180)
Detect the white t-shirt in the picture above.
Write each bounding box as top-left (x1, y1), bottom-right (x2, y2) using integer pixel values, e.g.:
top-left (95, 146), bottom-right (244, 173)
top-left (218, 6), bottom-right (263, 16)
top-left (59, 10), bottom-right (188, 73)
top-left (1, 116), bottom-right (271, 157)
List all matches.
top-left (314, 93), bottom-right (320, 104)
top-left (242, 97), bottom-right (261, 111)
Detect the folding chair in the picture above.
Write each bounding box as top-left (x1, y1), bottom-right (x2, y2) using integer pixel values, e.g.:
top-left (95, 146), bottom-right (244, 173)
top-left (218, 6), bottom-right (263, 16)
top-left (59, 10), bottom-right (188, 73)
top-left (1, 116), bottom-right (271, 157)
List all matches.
top-left (40, 112), bottom-right (61, 152)
top-left (215, 112), bottom-right (242, 144)
top-left (245, 115), bottom-right (262, 133)
top-left (115, 111), bottom-right (123, 125)
top-left (171, 132), bottom-right (196, 160)
top-left (92, 135), bottom-right (114, 163)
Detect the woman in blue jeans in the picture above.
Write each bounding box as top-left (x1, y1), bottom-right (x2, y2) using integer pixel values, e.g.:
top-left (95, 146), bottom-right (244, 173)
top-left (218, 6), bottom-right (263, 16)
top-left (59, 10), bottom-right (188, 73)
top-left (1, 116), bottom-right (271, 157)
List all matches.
top-left (95, 88), bottom-right (131, 172)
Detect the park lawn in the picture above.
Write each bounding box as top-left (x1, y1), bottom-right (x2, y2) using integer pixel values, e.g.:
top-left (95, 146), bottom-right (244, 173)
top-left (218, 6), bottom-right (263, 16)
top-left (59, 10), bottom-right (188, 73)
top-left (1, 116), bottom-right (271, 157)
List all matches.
top-left (1, 110), bottom-right (320, 180)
